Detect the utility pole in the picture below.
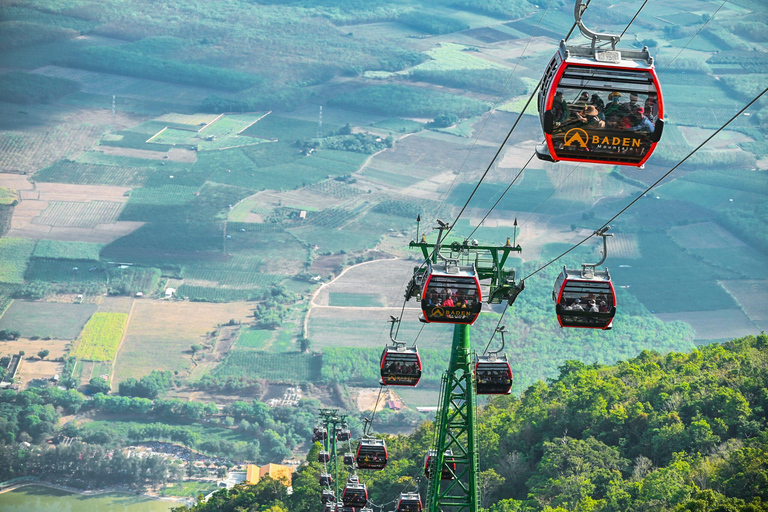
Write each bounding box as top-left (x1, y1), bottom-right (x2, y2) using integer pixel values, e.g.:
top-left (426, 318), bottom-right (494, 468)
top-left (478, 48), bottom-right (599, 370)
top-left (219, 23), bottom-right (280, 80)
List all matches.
top-left (317, 105), bottom-right (323, 139)
top-left (319, 408), bottom-right (347, 500)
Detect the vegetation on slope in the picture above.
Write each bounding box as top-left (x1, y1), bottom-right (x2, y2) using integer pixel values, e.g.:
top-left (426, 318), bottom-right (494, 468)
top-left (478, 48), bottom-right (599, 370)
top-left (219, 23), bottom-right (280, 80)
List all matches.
top-left (176, 333), bottom-right (768, 511)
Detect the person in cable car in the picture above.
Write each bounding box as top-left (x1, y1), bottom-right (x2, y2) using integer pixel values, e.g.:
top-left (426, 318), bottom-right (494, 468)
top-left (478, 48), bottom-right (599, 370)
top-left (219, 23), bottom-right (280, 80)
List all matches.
top-left (628, 107), bottom-right (654, 132)
top-left (575, 105), bottom-right (605, 129)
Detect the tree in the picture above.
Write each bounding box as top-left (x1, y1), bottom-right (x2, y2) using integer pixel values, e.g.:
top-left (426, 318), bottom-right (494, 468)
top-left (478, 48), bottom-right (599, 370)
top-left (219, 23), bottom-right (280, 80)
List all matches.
top-left (37, 350), bottom-right (50, 360)
top-left (88, 377), bottom-right (111, 394)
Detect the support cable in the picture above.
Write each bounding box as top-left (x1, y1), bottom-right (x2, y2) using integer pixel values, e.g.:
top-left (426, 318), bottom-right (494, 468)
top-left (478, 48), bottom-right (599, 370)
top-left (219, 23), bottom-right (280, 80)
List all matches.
top-left (660, 0), bottom-right (728, 74)
top-left (435, 0), bottom-right (556, 217)
top-left (464, 152), bottom-right (536, 241)
top-left (521, 86), bottom-right (768, 282)
top-left (619, 0), bottom-right (649, 39)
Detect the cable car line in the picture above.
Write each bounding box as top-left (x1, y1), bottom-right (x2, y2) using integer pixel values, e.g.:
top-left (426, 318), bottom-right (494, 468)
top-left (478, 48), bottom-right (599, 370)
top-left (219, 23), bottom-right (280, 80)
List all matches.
top-left (660, 0), bottom-right (727, 75)
top-left (618, 0), bottom-right (649, 39)
top-left (434, 0), bottom-right (556, 219)
top-left (463, 151), bottom-right (536, 242)
top-left (521, 85), bottom-right (768, 283)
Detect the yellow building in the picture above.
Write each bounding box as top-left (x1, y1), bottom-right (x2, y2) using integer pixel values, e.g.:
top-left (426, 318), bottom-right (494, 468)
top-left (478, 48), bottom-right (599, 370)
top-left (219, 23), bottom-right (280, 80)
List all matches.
top-left (246, 463), bottom-right (294, 486)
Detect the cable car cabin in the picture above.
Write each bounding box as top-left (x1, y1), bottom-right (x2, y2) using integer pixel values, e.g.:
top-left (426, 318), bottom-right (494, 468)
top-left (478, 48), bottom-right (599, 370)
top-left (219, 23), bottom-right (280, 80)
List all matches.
top-left (313, 427), bottom-right (328, 443)
top-left (342, 482), bottom-right (368, 508)
top-left (338, 505), bottom-right (358, 512)
top-left (420, 264), bottom-right (482, 325)
top-left (380, 346), bottom-right (422, 386)
top-left (537, 41), bottom-right (663, 167)
top-left (318, 450), bottom-right (330, 464)
top-left (336, 426), bottom-right (351, 442)
top-left (343, 453), bottom-right (355, 466)
top-left (361, 508), bottom-right (373, 512)
top-left (356, 438), bottom-right (387, 470)
top-left (321, 489), bottom-right (336, 504)
top-left (424, 449), bottom-right (456, 480)
top-left (323, 502), bottom-right (336, 512)
top-left (553, 266), bottom-right (616, 330)
top-left (475, 354), bottom-right (513, 395)
top-left (396, 492), bottom-right (424, 512)
top-left (319, 473), bottom-right (333, 486)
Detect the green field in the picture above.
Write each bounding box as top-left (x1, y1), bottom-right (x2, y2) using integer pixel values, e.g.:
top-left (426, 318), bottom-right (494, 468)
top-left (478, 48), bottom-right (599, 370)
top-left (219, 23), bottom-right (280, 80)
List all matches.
top-left (0, 238), bottom-right (35, 284)
top-left (70, 312), bottom-right (128, 361)
top-left (235, 328), bottom-right (273, 350)
top-left (611, 233), bottom-right (740, 314)
top-left (0, 301), bottom-right (97, 339)
top-left (32, 240), bottom-right (103, 261)
top-left (25, 259), bottom-right (107, 283)
top-left (211, 351), bottom-right (321, 382)
top-left (158, 481), bottom-right (219, 499)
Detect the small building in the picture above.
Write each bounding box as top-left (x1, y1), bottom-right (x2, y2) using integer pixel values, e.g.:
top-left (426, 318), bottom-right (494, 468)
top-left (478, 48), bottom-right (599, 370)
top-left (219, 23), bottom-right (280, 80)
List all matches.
top-left (299, 210), bottom-right (307, 220)
top-left (164, 288), bottom-right (176, 298)
top-left (135, 292), bottom-right (143, 298)
top-left (245, 463), bottom-right (294, 486)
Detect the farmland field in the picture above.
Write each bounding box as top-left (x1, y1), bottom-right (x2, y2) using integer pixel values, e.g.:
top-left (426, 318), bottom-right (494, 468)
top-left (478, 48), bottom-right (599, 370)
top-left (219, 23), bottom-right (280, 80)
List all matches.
top-left (328, 293), bottom-right (385, 307)
top-left (611, 233), bottom-right (740, 314)
top-left (0, 124), bottom-right (105, 173)
top-left (413, 42), bottom-right (509, 71)
top-left (70, 312), bottom-right (128, 361)
top-left (235, 328), bottom-right (273, 350)
top-left (33, 200), bottom-right (124, 228)
top-left (112, 301), bottom-right (253, 383)
top-left (32, 239), bottom-right (103, 261)
top-left (0, 301), bottom-right (97, 339)
top-left (25, 258), bottom-right (107, 283)
top-left (0, 237), bottom-right (36, 283)
top-left (210, 351), bottom-right (321, 383)
top-left (721, 280), bottom-right (768, 329)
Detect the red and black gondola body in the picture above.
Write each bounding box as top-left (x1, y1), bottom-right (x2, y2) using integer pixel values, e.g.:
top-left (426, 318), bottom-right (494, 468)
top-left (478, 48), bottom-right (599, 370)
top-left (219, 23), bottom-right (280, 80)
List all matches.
top-left (420, 265), bottom-right (482, 325)
top-left (537, 42), bottom-right (664, 167)
top-left (319, 473), bottom-right (333, 486)
top-left (475, 355), bottom-right (513, 395)
top-left (553, 267), bottom-right (616, 330)
top-left (342, 481), bottom-right (368, 508)
top-left (318, 450), bottom-right (330, 464)
top-left (423, 449), bottom-right (456, 480)
top-left (356, 438), bottom-right (387, 470)
top-left (380, 347), bottom-right (422, 386)
top-left (396, 492), bottom-right (423, 512)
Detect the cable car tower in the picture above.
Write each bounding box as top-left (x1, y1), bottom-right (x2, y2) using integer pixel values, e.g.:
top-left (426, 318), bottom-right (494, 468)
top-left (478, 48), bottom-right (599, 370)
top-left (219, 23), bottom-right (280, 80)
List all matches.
top-left (318, 408), bottom-right (348, 502)
top-left (406, 221), bottom-right (523, 511)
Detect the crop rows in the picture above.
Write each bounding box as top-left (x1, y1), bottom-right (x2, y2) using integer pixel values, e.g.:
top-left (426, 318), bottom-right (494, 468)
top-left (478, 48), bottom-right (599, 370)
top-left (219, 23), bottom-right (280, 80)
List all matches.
top-left (127, 185), bottom-right (199, 205)
top-left (156, 113), bottom-right (221, 129)
top-left (33, 201), bottom-right (123, 228)
top-left (212, 350), bottom-right (321, 382)
top-left (306, 208), bottom-right (356, 228)
top-left (35, 159), bottom-right (154, 187)
top-left (415, 42), bottom-right (508, 71)
top-left (70, 312), bottom-right (128, 361)
top-left (0, 125), bottom-right (104, 173)
top-left (183, 269), bottom-right (285, 288)
top-left (303, 179), bottom-right (363, 199)
top-left (176, 285), bottom-right (262, 302)
top-left (0, 284), bottom-right (16, 317)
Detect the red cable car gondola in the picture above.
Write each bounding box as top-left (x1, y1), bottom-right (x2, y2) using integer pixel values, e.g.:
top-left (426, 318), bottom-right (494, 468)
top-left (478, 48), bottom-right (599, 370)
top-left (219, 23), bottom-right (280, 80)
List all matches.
top-left (338, 505), bottom-right (357, 512)
top-left (554, 267), bottom-right (615, 329)
top-left (553, 227), bottom-right (616, 330)
top-left (475, 354), bottom-right (513, 395)
top-left (321, 489), bottom-right (336, 504)
top-left (396, 492), bottom-right (423, 512)
top-left (423, 449), bottom-right (456, 480)
top-left (319, 473), bottom-right (333, 486)
top-left (342, 476), bottom-right (368, 508)
top-left (323, 502), bottom-right (336, 512)
top-left (318, 450), bottom-right (330, 464)
top-left (313, 426), bottom-right (328, 443)
top-left (343, 453), bottom-right (355, 466)
top-left (356, 438), bottom-right (387, 470)
top-left (380, 345), bottom-right (422, 386)
top-left (336, 425), bottom-right (351, 442)
top-left (420, 264), bottom-right (482, 325)
top-left (536, 1), bottom-right (663, 167)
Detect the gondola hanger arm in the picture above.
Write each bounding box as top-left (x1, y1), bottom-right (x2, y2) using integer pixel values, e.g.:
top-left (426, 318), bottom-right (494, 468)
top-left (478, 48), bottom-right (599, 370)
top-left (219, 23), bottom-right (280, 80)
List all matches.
top-left (573, 0), bottom-right (621, 50)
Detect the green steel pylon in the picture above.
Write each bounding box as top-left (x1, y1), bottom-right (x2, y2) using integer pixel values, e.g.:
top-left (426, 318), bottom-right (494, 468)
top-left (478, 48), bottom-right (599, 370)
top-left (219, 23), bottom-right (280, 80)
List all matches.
top-left (319, 408), bottom-right (347, 499)
top-left (426, 323), bottom-right (479, 512)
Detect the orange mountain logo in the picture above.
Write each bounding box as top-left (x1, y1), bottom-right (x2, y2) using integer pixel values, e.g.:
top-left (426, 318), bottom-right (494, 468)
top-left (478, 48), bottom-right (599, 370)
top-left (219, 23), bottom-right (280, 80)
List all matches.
top-left (563, 128), bottom-right (589, 147)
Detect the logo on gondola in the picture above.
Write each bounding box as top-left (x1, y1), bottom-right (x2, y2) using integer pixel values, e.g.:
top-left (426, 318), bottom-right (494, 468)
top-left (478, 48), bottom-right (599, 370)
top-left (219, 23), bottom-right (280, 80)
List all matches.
top-left (563, 128), bottom-right (589, 148)
top-left (430, 306), bottom-right (445, 318)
